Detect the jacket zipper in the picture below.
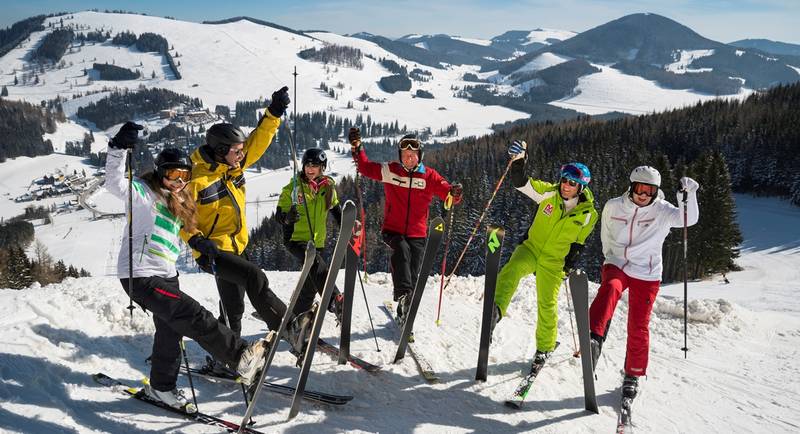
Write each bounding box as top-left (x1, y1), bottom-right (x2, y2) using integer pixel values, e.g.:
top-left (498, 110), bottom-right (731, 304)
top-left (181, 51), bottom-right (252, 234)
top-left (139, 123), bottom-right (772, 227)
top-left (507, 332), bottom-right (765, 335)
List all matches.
top-left (139, 237), bottom-right (147, 262)
top-left (622, 207), bottom-right (639, 270)
top-left (403, 170), bottom-right (413, 236)
top-left (221, 175), bottom-right (242, 255)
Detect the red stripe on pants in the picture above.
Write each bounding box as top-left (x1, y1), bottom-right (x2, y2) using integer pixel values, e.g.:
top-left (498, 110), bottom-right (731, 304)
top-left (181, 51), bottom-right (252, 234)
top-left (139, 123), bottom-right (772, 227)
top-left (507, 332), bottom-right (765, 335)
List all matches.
top-left (154, 287), bottom-right (180, 299)
top-left (589, 264), bottom-right (660, 376)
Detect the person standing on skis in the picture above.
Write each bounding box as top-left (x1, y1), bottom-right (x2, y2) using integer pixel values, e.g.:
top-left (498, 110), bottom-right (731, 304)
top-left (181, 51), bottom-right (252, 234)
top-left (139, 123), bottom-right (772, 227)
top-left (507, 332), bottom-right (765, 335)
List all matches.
top-left (105, 122), bottom-right (268, 413)
top-left (491, 140), bottom-right (599, 368)
top-left (180, 86), bottom-right (311, 367)
top-left (348, 127), bottom-right (462, 322)
top-left (588, 166), bottom-right (699, 400)
top-left (276, 147), bottom-right (348, 324)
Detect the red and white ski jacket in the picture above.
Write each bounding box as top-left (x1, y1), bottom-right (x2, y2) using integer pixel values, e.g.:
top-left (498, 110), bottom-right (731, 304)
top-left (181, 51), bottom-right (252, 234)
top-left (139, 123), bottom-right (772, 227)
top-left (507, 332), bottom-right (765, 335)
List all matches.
top-left (353, 149), bottom-right (451, 238)
top-left (601, 189), bottom-right (699, 281)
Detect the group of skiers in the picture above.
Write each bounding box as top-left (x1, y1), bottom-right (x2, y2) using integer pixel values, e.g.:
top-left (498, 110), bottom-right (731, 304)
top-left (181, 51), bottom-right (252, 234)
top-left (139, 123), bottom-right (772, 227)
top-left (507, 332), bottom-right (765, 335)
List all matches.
top-left (105, 84), bottom-right (700, 414)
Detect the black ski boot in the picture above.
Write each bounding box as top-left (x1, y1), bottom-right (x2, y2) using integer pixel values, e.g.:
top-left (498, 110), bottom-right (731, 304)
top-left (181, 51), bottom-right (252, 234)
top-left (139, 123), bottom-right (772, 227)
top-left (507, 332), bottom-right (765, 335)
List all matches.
top-left (328, 293), bottom-right (345, 325)
top-left (622, 374), bottom-right (639, 399)
top-left (590, 332), bottom-right (603, 372)
top-left (284, 304), bottom-right (317, 367)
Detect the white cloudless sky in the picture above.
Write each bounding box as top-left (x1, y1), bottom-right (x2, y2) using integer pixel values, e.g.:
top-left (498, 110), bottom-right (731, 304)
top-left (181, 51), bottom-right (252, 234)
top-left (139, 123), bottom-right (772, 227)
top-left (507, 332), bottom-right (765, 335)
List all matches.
top-left (2, 0), bottom-right (799, 44)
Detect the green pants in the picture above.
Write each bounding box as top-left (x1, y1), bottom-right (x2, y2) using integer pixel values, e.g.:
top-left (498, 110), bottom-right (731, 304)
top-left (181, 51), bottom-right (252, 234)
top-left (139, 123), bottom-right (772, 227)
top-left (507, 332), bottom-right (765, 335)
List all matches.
top-left (494, 242), bottom-right (563, 353)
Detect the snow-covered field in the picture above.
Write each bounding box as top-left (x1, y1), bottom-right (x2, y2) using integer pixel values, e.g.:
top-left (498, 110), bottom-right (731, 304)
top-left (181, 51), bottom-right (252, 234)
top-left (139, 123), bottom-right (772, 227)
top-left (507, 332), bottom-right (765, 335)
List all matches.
top-left (1, 190), bottom-right (798, 433)
top-left (550, 64), bottom-right (753, 115)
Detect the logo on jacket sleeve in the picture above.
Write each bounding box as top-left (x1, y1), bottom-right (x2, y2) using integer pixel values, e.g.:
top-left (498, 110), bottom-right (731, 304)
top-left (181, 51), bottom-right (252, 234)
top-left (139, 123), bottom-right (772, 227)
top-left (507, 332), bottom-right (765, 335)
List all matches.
top-left (543, 203), bottom-right (554, 216)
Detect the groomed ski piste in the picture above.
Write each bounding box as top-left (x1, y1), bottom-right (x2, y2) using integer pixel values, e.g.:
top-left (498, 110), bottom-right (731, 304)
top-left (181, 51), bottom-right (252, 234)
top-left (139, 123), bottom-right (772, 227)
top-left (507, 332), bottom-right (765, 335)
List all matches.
top-left (1, 192), bottom-right (798, 433)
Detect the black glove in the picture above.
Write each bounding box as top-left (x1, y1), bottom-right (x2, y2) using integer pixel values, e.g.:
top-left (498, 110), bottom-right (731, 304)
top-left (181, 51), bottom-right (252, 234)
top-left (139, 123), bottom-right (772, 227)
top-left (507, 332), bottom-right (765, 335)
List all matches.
top-left (109, 121), bottom-right (143, 149)
top-left (285, 205), bottom-right (300, 224)
top-left (267, 86), bottom-right (290, 118)
top-left (188, 234), bottom-right (220, 259)
top-left (348, 127), bottom-right (362, 152)
top-left (563, 242), bottom-right (584, 273)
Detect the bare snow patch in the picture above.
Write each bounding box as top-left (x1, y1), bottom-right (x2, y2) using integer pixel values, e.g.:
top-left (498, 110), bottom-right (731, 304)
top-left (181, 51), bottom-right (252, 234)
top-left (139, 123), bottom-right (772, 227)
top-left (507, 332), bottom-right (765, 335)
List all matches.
top-left (666, 49), bottom-right (715, 74)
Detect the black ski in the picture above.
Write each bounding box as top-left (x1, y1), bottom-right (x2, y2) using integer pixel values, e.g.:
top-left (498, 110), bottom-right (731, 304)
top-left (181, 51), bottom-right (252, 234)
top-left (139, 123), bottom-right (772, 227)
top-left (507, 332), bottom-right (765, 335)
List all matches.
top-left (504, 342), bottom-right (560, 409)
top-left (337, 242), bottom-right (358, 364)
top-left (381, 301), bottom-right (438, 382)
top-left (393, 216), bottom-right (446, 363)
top-left (317, 338), bottom-right (381, 373)
top-left (237, 240), bottom-right (317, 429)
top-left (289, 200), bottom-right (357, 419)
top-left (93, 373), bottom-right (264, 434)
top-left (476, 224), bottom-right (505, 382)
top-left (176, 364), bottom-right (352, 405)
top-left (569, 269), bottom-right (599, 413)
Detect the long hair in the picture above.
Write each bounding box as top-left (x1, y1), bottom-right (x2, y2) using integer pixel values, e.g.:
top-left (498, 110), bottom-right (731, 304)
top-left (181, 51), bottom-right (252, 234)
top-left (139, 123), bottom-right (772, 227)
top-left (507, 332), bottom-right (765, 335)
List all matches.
top-left (141, 171), bottom-right (197, 233)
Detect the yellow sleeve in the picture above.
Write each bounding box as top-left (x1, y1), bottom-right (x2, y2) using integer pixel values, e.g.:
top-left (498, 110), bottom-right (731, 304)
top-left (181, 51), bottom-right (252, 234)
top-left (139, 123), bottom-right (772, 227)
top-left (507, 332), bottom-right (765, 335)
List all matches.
top-left (241, 112), bottom-right (281, 170)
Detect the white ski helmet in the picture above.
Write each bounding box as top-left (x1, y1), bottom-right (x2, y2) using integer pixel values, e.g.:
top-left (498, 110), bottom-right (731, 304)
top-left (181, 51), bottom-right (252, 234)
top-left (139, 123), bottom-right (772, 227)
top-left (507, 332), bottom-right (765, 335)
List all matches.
top-left (629, 166), bottom-right (661, 187)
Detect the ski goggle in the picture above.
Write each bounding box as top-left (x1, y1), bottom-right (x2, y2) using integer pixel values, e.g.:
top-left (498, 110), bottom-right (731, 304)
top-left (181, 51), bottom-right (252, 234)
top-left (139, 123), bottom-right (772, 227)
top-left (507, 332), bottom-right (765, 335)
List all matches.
top-left (631, 182), bottom-right (658, 197)
top-left (560, 177), bottom-right (579, 187)
top-left (164, 168), bottom-right (191, 183)
top-left (398, 138), bottom-right (421, 151)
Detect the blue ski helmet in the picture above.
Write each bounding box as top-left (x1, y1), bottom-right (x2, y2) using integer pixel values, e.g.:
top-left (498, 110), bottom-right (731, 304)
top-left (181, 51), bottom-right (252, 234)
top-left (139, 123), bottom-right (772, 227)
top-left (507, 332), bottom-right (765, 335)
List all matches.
top-left (560, 162), bottom-right (591, 186)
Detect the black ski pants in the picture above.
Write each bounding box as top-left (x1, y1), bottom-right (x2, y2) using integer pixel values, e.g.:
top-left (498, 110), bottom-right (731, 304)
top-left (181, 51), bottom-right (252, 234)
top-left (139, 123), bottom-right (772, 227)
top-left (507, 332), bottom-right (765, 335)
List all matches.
top-left (286, 242), bottom-right (341, 315)
top-left (383, 232), bottom-right (426, 301)
top-left (198, 251), bottom-right (287, 334)
top-left (119, 276), bottom-right (247, 392)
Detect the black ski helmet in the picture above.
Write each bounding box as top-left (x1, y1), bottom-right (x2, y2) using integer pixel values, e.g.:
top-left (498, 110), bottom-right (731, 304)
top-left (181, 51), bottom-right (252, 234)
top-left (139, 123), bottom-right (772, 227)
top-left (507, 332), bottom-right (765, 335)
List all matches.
top-left (302, 147), bottom-right (327, 171)
top-left (155, 148), bottom-right (191, 179)
top-left (206, 123), bottom-right (247, 158)
top-left (397, 134), bottom-right (423, 163)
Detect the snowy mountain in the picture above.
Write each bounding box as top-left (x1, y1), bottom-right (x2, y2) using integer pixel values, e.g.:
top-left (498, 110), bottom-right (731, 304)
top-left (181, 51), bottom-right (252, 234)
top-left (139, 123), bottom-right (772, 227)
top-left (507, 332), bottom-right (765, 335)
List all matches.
top-left (1, 194), bottom-right (798, 433)
top-left (730, 38), bottom-right (800, 57)
top-left (494, 13), bottom-right (800, 98)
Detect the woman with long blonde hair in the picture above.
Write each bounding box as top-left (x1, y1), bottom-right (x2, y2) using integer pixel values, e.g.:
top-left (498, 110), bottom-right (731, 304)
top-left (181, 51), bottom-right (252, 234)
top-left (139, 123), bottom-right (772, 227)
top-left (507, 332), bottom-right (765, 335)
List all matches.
top-left (104, 122), bottom-right (267, 413)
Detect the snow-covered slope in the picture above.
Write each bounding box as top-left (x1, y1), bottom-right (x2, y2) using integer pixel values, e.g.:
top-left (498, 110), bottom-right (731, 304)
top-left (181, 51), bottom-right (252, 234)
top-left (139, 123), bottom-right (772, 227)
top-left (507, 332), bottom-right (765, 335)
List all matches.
top-left (1, 192), bottom-right (799, 433)
top-left (0, 12), bottom-right (528, 142)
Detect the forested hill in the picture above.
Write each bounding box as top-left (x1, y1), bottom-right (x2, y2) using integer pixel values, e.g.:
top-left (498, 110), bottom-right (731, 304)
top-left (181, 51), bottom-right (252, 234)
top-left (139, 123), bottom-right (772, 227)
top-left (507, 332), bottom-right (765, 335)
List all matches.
top-left (247, 83), bottom-right (799, 283)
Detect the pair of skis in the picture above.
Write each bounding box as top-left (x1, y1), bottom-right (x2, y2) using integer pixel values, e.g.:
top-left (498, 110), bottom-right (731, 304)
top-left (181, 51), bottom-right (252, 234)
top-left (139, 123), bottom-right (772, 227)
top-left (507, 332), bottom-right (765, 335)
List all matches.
top-left (473, 225), bottom-right (597, 412)
top-left (384, 215), bottom-right (447, 382)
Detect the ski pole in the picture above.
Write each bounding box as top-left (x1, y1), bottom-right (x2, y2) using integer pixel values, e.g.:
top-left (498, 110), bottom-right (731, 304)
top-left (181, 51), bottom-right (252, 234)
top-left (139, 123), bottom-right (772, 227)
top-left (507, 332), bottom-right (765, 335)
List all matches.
top-left (442, 159), bottom-right (512, 292)
top-left (356, 266), bottom-right (381, 352)
top-left (350, 128), bottom-right (369, 282)
top-left (180, 339), bottom-right (199, 412)
top-left (681, 189), bottom-right (689, 358)
top-left (563, 277), bottom-right (579, 358)
top-left (126, 148), bottom-right (135, 327)
top-left (435, 195), bottom-right (456, 325)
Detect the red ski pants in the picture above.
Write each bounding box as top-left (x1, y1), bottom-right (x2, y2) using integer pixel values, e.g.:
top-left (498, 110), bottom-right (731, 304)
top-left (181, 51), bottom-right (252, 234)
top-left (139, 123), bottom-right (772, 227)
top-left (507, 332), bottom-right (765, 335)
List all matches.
top-left (589, 264), bottom-right (660, 376)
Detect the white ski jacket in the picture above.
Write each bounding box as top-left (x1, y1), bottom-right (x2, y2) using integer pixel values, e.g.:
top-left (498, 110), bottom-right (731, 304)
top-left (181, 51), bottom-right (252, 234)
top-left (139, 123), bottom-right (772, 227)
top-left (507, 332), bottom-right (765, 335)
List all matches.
top-left (105, 148), bottom-right (183, 278)
top-left (601, 189), bottom-right (699, 281)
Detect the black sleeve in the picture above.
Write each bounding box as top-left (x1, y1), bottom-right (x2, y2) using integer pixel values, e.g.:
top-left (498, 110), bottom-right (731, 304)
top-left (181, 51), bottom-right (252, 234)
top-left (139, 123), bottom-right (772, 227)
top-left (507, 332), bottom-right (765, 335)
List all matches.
top-left (510, 158), bottom-right (529, 188)
top-left (329, 203), bottom-right (342, 227)
top-left (563, 242), bottom-right (585, 270)
top-left (275, 208), bottom-right (287, 226)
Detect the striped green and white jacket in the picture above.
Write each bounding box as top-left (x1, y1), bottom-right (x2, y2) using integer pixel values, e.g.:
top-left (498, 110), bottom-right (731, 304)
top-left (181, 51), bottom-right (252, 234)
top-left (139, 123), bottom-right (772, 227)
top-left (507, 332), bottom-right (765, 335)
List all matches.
top-left (105, 148), bottom-right (183, 278)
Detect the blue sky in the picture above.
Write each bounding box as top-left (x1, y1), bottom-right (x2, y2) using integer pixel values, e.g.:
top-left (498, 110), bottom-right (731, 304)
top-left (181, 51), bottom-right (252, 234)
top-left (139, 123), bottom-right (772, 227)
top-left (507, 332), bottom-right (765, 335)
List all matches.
top-left (3, 0), bottom-right (799, 44)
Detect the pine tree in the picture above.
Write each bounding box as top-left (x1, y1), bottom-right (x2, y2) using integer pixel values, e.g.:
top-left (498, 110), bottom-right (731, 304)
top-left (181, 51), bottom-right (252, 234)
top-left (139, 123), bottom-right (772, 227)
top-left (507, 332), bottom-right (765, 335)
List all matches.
top-left (1, 86), bottom-right (7, 97)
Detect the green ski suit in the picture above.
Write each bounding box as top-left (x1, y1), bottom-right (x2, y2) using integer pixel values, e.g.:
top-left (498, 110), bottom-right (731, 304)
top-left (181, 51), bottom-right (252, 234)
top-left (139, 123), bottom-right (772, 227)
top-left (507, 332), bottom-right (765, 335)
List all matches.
top-left (494, 174), bottom-right (598, 353)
